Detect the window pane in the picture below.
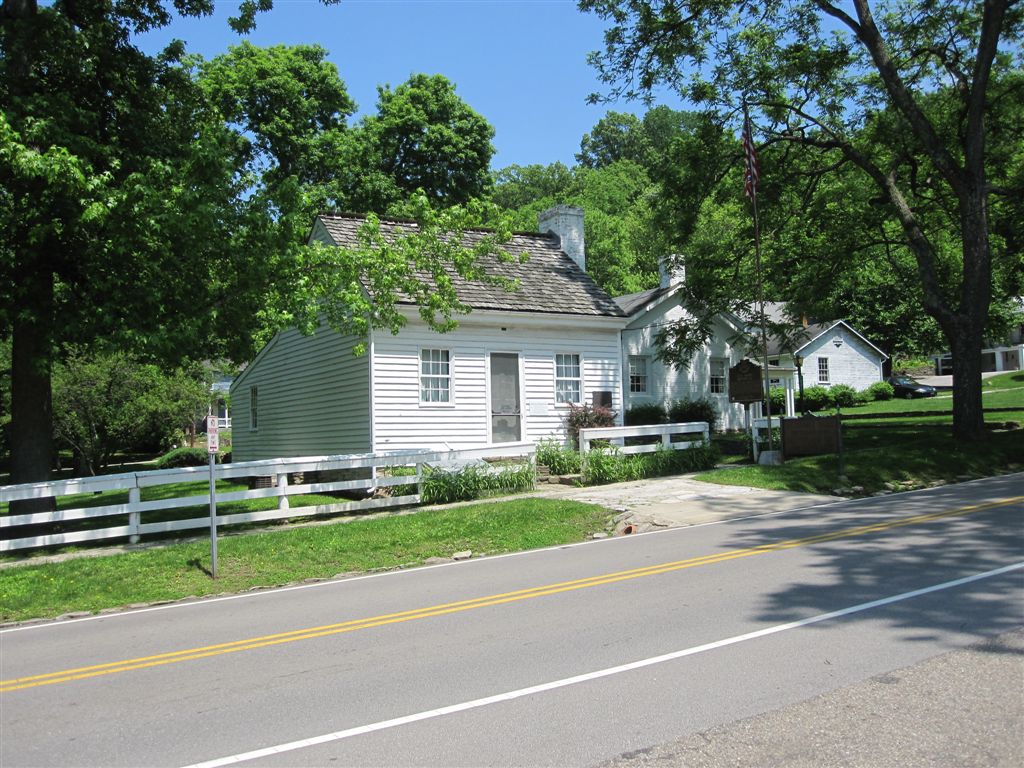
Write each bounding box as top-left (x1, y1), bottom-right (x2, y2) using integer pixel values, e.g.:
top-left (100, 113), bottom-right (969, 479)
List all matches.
top-left (709, 359), bottom-right (726, 394)
top-left (629, 356), bottom-right (647, 393)
top-left (555, 353), bottom-right (581, 403)
top-left (420, 350), bottom-right (451, 403)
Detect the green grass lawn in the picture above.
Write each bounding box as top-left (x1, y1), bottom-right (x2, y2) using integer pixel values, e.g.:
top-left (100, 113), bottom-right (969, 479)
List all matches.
top-left (0, 498), bottom-right (610, 623)
top-left (698, 421), bottom-right (1022, 495)
top-left (841, 370), bottom-right (1024, 417)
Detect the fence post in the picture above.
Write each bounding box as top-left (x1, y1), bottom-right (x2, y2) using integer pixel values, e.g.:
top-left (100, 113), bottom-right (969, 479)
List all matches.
top-left (277, 473), bottom-right (290, 511)
top-left (128, 485), bottom-right (141, 544)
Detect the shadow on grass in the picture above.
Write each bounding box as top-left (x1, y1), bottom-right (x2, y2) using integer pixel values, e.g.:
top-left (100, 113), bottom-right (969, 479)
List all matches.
top-left (186, 557), bottom-right (213, 578)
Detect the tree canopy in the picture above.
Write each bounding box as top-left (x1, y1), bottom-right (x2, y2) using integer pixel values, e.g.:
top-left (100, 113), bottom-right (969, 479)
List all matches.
top-left (0, 0), bottom-right (509, 497)
top-left (581, 0), bottom-right (1024, 439)
top-left (344, 74), bottom-right (495, 212)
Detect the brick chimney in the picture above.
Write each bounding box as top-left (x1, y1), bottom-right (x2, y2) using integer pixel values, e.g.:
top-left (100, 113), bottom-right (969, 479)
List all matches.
top-left (538, 205), bottom-right (585, 272)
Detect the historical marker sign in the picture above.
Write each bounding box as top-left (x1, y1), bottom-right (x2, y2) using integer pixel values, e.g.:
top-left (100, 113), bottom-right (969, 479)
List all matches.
top-left (729, 360), bottom-right (764, 404)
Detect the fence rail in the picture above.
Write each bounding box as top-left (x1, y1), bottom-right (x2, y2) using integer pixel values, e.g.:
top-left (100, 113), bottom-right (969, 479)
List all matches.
top-left (578, 422), bottom-right (710, 458)
top-left (0, 442), bottom-right (535, 553)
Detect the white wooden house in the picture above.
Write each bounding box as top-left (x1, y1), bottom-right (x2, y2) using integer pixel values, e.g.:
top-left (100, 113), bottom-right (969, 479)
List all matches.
top-left (761, 304), bottom-right (888, 392)
top-left (614, 264), bottom-right (756, 431)
top-left (231, 206), bottom-right (629, 461)
top-left (231, 207), bottom-right (890, 461)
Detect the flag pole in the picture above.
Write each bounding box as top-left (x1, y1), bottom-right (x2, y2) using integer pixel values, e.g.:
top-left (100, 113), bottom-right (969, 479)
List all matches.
top-left (743, 101), bottom-right (775, 458)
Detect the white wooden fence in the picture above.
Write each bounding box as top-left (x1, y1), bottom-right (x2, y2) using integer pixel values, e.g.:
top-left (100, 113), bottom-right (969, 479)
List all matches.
top-left (751, 417), bottom-right (783, 463)
top-left (0, 443), bottom-right (535, 553)
top-left (578, 422), bottom-right (710, 459)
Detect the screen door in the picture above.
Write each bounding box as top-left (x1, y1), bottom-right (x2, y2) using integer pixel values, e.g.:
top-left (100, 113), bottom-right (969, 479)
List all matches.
top-left (489, 353), bottom-right (521, 443)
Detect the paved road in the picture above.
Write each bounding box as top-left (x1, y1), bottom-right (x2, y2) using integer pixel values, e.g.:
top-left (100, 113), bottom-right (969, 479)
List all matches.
top-left (600, 629), bottom-right (1024, 768)
top-left (2, 475), bottom-right (1022, 767)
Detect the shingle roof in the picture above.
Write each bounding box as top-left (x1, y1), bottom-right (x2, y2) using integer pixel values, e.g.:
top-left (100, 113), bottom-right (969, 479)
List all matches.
top-left (765, 322), bottom-right (831, 356)
top-left (613, 285), bottom-right (672, 316)
top-left (317, 214), bottom-right (625, 318)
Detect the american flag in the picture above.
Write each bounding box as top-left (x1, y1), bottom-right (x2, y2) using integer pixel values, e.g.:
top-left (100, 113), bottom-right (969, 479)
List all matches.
top-left (742, 108), bottom-right (759, 198)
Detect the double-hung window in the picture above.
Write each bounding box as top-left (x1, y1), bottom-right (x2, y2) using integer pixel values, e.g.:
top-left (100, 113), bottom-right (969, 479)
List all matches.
top-left (420, 349), bottom-right (451, 403)
top-left (555, 353), bottom-right (581, 404)
top-left (629, 355), bottom-right (648, 394)
top-left (818, 357), bottom-right (830, 384)
top-left (709, 358), bottom-right (727, 395)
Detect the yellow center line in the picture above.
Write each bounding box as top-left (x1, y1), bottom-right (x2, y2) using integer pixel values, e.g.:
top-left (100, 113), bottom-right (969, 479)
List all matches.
top-left (2, 495), bottom-right (1020, 693)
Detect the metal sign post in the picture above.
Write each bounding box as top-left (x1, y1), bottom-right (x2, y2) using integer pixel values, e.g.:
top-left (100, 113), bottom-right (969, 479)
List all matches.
top-left (207, 408), bottom-right (219, 579)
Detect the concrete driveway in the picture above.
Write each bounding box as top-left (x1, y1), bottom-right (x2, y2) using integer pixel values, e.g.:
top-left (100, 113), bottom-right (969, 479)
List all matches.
top-left (533, 475), bottom-right (838, 533)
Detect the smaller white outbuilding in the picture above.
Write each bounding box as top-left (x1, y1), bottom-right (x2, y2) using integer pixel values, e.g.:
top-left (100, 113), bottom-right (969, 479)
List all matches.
top-left (762, 304), bottom-right (889, 393)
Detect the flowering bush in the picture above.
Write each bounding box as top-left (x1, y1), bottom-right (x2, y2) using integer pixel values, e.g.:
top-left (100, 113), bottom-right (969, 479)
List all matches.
top-left (565, 403), bottom-right (616, 448)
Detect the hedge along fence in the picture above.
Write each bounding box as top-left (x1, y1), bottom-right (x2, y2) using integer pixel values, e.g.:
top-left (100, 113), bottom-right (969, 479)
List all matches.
top-left (577, 422), bottom-right (715, 485)
top-left (0, 443), bottom-right (536, 553)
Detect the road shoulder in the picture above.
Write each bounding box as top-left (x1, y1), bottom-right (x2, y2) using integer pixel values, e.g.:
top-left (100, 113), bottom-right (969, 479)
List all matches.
top-left (599, 628), bottom-right (1024, 768)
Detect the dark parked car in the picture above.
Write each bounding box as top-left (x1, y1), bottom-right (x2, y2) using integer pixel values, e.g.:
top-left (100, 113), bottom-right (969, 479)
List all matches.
top-left (886, 375), bottom-right (937, 399)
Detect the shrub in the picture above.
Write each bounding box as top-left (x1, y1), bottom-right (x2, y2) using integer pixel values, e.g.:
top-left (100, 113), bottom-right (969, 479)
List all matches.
top-left (582, 442), bottom-right (719, 485)
top-left (624, 403), bottom-right (667, 426)
top-left (767, 387), bottom-right (787, 414)
top-left (565, 403), bottom-right (616, 448)
top-left (582, 444), bottom-right (628, 485)
top-left (155, 446), bottom-right (210, 469)
top-left (828, 384), bottom-right (859, 408)
top-left (535, 438), bottom-right (582, 475)
top-left (420, 461), bottom-right (534, 505)
top-left (800, 385), bottom-right (831, 411)
top-left (866, 381), bottom-right (895, 401)
top-left (667, 397), bottom-right (719, 433)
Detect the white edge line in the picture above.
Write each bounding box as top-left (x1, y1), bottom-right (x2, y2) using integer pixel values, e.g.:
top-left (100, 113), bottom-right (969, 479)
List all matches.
top-left (181, 561), bottom-right (1024, 768)
top-left (4, 475), bottom-right (1021, 634)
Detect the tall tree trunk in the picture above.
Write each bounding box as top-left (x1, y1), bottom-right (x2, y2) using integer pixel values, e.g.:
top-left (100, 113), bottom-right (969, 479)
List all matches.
top-left (10, 265), bottom-right (56, 512)
top-left (948, 318), bottom-right (986, 442)
top-left (948, 177), bottom-right (992, 442)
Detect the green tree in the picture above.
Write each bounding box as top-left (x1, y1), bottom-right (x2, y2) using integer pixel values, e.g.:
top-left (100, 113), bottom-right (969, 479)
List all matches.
top-left (577, 111), bottom-right (649, 168)
top-left (1, 0), bottom-right (239, 504)
top-left (492, 159), bottom-right (662, 296)
top-left (491, 162), bottom-right (578, 211)
top-left (582, 0), bottom-right (1023, 440)
top-left (53, 351), bottom-right (211, 475)
top-left (1, 2), bottom-right (512, 503)
top-left (346, 74), bottom-right (495, 211)
top-left (199, 41), bottom-right (355, 203)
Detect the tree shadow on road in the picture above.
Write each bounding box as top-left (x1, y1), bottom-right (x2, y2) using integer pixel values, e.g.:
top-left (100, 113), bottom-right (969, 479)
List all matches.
top-left (723, 474), bottom-right (1024, 648)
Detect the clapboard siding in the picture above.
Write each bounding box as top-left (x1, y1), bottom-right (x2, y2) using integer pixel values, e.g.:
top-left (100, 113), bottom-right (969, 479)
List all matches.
top-left (802, 326), bottom-right (884, 390)
top-left (371, 320), bottom-right (623, 451)
top-left (231, 324), bottom-right (371, 461)
top-left (622, 294), bottom-right (749, 431)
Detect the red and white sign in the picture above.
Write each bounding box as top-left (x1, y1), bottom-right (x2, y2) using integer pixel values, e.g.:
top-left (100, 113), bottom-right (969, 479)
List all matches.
top-left (207, 413), bottom-right (220, 454)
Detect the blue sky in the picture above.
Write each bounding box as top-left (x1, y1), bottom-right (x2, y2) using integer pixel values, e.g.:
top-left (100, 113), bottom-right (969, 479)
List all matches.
top-left (133, 0), bottom-right (679, 170)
